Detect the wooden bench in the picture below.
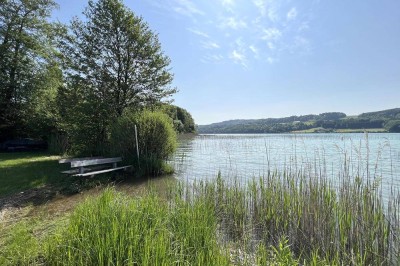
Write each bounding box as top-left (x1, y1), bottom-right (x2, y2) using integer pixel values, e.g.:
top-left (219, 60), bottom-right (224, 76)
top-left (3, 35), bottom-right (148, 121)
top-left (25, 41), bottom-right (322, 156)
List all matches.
top-left (59, 157), bottom-right (132, 177)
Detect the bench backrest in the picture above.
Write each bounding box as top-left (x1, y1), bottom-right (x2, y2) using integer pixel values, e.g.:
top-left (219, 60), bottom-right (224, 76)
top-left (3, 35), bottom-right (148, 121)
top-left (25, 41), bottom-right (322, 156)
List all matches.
top-left (59, 157), bottom-right (103, 164)
top-left (71, 157), bottom-right (122, 168)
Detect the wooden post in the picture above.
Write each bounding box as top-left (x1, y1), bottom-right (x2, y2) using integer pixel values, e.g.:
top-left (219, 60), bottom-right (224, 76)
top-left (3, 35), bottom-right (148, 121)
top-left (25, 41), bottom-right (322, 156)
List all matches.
top-left (134, 125), bottom-right (140, 162)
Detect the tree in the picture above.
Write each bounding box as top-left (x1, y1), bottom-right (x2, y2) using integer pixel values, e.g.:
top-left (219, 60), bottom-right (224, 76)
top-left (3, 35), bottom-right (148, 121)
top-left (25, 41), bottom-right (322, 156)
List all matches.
top-left (161, 104), bottom-right (196, 133)
top-left (0, 0), bottom-right (59, 141)
top-left (61, 0), bottom-right (176, 154)
top-left (384, 120), bottom-right (400, 133)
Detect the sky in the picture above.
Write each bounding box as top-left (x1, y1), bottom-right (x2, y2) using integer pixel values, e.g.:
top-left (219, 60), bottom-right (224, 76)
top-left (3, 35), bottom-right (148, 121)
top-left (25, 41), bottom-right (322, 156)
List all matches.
top-left (52, 0), bottom-right (400, 125)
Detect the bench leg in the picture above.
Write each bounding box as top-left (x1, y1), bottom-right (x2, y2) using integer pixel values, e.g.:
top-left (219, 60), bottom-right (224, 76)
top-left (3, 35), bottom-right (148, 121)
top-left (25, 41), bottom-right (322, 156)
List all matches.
top-left (79, 167), bottom-right (84, 174)
top-left (113, 162), bottom-right (117, 168)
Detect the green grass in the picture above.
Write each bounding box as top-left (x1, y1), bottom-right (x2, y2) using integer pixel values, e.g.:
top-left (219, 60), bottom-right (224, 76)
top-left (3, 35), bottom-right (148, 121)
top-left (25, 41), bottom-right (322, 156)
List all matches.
top-left (1, 152), bottom-right (399, 265)
top-left (292, 127), bottom-right (388, 133)
top-left (44, 174), bottom-right (398, 265)
top-left (1, 174), bottom-right (399, 265)
top-left (45, 188), bottom-right (230, 265)
top-left (0, 151), bottom-right (130, 198)
top-left (0, 152), bottom-right (65, 197)
top-left (335, 128), bottom-right (387, 133)
top-left (0, 208), bottom-right (68, 266)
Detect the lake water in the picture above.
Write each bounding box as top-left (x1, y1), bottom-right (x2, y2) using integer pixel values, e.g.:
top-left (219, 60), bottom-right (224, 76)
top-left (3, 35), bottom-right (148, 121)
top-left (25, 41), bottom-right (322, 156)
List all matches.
top-left (170, 133), bottom-right (400, 197)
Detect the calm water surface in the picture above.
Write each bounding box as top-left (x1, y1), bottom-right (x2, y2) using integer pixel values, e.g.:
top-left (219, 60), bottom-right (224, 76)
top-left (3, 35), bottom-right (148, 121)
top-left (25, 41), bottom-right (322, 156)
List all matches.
top-left (170, 133), bottom-right (400, 197)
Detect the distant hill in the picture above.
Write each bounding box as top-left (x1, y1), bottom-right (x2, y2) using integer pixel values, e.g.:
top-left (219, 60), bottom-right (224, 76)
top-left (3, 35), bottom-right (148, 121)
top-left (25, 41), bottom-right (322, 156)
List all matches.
top-left (198, 108), bottom-right (400, 134)
top-left (359, 108), bottom-right (400, 120)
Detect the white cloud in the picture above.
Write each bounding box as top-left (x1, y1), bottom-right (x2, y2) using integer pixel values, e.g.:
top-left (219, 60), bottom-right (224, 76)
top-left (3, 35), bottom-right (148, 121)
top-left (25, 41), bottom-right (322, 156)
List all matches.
top-left (219, 17), bottom-right (247, 30)
top-left (172, 0), bottom-right (204, 17)
top-left (187, 28), bottom-right (210, 38)
top-left (253, 0), bottom-right (279, 22)
top-left (249, 45), bottom-right (258, 54)
top-left (267, 57), bottom-right (275, 64)
top-left (201, 54), bottom-right (224, 64)
top-left (202, 40), bottom-right (220, 49)
top-left (267, 42), bottom-right (275, 50)
top-left (253, 0), bottom-right (266, 16)
top-left (230, 50), bottom-right (247, 67)
top-left (235, 38), bottom-right (245, 48)
top-left (249, 45), bottom-right (259, 58)
top-left (151, 0), bottom-right (316, 67)
top-left (261, 28), bottom-right (282, 41)
top-left (221, 0), bottom-right (235, 7)
top-left (287, 7), bottom-right (297, 20)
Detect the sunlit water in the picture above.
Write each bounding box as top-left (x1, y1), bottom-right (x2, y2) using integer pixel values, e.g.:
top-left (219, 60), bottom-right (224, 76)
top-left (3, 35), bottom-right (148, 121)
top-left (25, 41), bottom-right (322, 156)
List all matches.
top-left (170, 133), bottom-right (400, 198)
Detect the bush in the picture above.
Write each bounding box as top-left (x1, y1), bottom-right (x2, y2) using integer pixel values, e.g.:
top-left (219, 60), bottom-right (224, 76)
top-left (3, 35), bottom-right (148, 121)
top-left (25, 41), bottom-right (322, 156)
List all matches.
top-left (110, 110), bottom-right (177, 176)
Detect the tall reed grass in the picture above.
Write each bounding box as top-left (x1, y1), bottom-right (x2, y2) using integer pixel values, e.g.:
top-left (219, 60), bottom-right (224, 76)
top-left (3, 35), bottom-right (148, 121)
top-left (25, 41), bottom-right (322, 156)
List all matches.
top-left (46, 188), bottom-right (229, 265)
top-left (187, 171), bottom-right (400, 265)
top-left (44, 170), bottom-right (400, 265)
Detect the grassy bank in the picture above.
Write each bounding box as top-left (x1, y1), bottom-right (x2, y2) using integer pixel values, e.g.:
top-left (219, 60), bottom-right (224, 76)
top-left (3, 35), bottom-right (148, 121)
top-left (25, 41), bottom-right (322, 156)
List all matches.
top-left (2, 173), bottom-right (399, 265)
top-left (292, 128), bottom-right (387, 133)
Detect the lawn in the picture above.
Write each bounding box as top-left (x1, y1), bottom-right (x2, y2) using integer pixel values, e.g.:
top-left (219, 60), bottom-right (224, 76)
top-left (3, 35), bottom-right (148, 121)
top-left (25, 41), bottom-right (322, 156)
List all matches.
top-left (0, 152), bottom-right (69, 197)
top-left (0, 152), bottom-right (133, 202)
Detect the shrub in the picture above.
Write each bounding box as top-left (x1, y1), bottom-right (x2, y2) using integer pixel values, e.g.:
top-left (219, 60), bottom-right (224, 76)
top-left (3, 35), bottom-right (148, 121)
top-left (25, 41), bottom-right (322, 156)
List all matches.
top-left (110, 110), bottom-right (177, 175)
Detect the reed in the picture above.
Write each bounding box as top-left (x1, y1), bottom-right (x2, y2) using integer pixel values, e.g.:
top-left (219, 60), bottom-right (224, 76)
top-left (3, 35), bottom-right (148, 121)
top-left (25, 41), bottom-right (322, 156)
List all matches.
top-left (45, 188), bottom-right (229, 265)
top-left (189, 171), bottom-right (400, 265)
top-left (41, 164), bottom-right (400, 265)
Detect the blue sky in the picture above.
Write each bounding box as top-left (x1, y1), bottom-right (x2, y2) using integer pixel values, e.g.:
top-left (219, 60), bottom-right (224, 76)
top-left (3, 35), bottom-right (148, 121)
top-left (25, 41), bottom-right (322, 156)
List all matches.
top-left (53, 0), bottom-right (400, 125)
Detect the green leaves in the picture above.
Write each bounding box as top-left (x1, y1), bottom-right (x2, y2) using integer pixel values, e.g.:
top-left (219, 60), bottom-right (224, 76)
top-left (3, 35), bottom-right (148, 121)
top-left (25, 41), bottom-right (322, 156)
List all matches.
top-left (65, 0), bottom-right (175, 117)
top-left (59, 0), bottom-right (177, 154)
top-left (0, 0), bottom-right (59, 141)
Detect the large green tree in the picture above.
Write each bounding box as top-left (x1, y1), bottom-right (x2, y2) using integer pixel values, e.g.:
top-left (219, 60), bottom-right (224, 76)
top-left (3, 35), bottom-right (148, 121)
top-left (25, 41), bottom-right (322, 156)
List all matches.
top-left (0, 0), bottom-right (60, 141)
top-left (60, 0), bottom-right (176, 154)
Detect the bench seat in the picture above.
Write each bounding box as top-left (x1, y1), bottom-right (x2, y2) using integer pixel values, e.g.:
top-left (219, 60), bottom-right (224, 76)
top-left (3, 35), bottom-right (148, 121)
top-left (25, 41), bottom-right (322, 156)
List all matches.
top-left (60, 156), bottom-right (132, 177)
top-left (73, 165), bottom-right (132, 177)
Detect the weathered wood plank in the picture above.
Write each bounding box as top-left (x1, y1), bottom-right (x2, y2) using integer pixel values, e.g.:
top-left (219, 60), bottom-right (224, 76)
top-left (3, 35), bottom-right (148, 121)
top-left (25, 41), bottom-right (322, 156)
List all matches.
top-left (59, 157), bottom-right (103, 164)
top-left (73, 165), bottom-right (132, 177)
top-left (71, 157), bottom-right (122, 168)
top-left (61, 169), bottom-right (80, 174)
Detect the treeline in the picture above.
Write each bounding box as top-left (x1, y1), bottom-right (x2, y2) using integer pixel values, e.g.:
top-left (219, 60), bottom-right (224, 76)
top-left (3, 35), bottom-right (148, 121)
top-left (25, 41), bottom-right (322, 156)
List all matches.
top-left (0, 0), bottom-right (194, 156)
top-left (198, 109), bottom-right (400, 134)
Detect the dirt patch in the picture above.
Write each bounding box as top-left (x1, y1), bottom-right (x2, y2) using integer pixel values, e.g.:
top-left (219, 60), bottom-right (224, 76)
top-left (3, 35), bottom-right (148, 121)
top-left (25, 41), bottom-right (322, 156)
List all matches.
top-left (0, 186), bottom-right (57, 211)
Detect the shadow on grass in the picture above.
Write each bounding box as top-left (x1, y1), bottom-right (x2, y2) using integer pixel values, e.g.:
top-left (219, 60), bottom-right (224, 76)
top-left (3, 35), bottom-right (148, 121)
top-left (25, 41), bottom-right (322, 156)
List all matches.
top-left (0, 152), bottom-right (170, 211)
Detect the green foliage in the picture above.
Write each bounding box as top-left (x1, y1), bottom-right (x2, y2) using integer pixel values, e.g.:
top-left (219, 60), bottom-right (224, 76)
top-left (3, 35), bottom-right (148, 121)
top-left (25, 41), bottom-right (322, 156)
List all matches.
top-left (56, 0), bottom-right (176, 155)
top-left (0, 0), bottom-right (61, 142)
top-left (0, 221), bottom-right (41, 265)
top-left (1, 161), bottom-right (399, 264)
top-left (25, 62), bottom-right (64, 140)
top-left (57, 83), bottom-right (111, 155)
top-left (384, 120), bottom-right (400, 133)
top-left (198, 109), bottom-right (398, 134)
top-left (47, 132), bottom-right (69, 155)
top-left (268, 237), bottom-right (299, 266)
top-left (359, 108), bottom-right (400, 120)
top-left (162, 104), bottom-right (196, 133)
top-left (257, 237), bottom-right (299, 266)
top-left (110, 110), bottom-right (177, 175)
top-left (46, 188), bottom-right (229, 265)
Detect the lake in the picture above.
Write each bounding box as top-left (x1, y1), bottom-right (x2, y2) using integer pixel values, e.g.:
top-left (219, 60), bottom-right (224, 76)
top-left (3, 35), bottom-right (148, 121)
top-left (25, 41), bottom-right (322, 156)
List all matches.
top-left (170, 133), bottom-right (400, 198)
